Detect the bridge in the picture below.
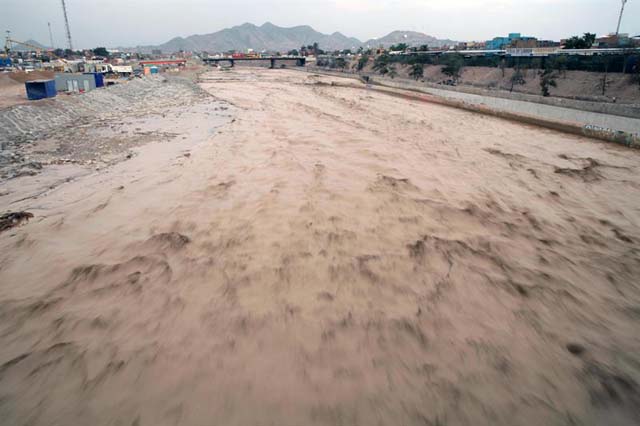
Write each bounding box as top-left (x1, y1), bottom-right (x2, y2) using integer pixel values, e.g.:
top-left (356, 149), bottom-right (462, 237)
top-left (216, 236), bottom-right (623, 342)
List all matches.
top-left (203, 56), bottom-right (306, 68)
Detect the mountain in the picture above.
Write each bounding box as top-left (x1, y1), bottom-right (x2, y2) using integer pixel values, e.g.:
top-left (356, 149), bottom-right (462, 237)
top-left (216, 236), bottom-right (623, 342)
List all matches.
top-left (147, 22), bottom-right (361, 53)
top-left (129, 23), bottom-right (455, 53)
top-left (11, 39), bottom-right (49, 51)
top-left (364, 31), bottom-right (456, 49)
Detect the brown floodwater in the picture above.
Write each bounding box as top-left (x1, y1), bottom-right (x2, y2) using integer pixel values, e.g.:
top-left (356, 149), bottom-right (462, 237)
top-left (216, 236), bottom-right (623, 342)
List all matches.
top-left (1, 69), bottom-right (639, 426)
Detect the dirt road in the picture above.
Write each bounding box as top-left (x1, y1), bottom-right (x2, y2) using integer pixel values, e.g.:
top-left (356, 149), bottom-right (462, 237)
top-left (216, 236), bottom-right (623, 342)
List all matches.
top-left (1, 69), bottom-right (639, 426)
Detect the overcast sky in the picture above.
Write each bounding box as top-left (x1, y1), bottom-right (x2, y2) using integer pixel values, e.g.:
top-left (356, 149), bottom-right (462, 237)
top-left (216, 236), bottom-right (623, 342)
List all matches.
top-left (2, 0), bottom-right (639, 49)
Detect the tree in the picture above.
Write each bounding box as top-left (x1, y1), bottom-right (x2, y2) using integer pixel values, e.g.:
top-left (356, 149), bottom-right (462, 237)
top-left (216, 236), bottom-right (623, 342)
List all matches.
top-left (409, 63), bottom-right (424, 80)
top-left (441, 54), bottom-right (464, 80)
top-left (334, 57), bottom-right (347, 69)
top-left (288, 49), bottom-right (299, 56)
top-left (355, 54), bottom-right (370, 71)
top-left (388, 65), bottom-right (398, 79)
top-left (418, 44), bottom-right (429, 52)
top-left (539, 67), bottom-right (558, 97)
top-left (510, 68), bottom-right (526, 92)
top-left (549, 55), bottom-right (568, 77)
top-left (594, 56), bottom-right (611, 96)
top-left (389, 43), bottom-right (408, 52)
top-left (92, 47), bottom-right (109, 58)
top-left (563, 33), bottom-right (596, 49)
top-left (499, 58), bottom-right (507, 77)
top-left (373, 54), bottom-right (390, 72)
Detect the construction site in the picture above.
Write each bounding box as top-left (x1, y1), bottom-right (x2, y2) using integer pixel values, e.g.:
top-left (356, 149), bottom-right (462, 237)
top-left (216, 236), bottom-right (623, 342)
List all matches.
top-left (1, 1), bottom-right (640, 426)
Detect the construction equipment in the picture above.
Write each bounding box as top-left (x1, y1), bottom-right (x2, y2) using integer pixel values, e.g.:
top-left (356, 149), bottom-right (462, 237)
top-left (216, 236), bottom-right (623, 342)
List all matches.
top-left (61, 0), bottom-right (74, 51)
top-left (616, 0), bottom-right (629, 36)
top-left (4, 34), bottom-right (64, 62)
top-left (48, 22), bottom-right (55, 50)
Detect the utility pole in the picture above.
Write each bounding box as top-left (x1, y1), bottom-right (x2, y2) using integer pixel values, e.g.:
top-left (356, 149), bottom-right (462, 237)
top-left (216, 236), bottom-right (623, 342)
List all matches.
top-left (48, 22), bottom-right (55, 49)
top-left (61, 0), bottom-right (73, 51)
top-left (616, 0), bottom-right (628, 36)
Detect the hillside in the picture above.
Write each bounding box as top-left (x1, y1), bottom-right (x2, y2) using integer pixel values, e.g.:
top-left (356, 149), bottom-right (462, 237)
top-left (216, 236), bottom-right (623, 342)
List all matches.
top-left (151, 23), bottom-right (361, 53)
top-left (129, 23), bottom-right (455, 53)
top-left (10, 39), bottom-right (49, 51)
top-left (364, 30), bottom-right (456, 48)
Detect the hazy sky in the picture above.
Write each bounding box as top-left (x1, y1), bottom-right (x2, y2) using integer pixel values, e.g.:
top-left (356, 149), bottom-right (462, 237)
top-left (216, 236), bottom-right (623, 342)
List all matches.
top-left (2, 0), bottom-right (639, 49)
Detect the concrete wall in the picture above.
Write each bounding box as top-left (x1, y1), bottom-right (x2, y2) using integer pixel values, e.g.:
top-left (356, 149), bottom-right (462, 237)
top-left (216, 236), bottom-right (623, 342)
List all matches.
top-left (297, 68), bottom-right (640, 149)
top-left (306, 67), bottom-right (640, 119)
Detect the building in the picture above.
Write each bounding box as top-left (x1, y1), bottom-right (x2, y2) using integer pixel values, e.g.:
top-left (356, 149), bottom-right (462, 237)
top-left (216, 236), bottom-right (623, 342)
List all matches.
top-left (456, 41), bottom-right (487, 50)
top-left (536, 40), bottom-right (561, 48)
top-left (510, 38), bottom-right (537, 49)
top-left (486, 33), bottom-right (537, 50)
top-left (595, 33), bottom-right (633, 48)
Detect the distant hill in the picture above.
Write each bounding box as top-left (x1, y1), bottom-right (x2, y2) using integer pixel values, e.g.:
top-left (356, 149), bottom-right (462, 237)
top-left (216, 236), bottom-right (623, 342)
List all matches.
top-left (128, 23), bottom-right (455, 53)
top-left (138, 23), bottom-right (361, 53)
top-left (11, 39), bottom-right (49, 51)
top-left (364, 31), bottom-right (456, 49)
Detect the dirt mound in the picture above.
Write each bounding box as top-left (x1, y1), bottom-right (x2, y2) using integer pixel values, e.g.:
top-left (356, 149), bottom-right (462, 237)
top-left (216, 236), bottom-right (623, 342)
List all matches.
top-left (7, 70), bottom-right (55, 83)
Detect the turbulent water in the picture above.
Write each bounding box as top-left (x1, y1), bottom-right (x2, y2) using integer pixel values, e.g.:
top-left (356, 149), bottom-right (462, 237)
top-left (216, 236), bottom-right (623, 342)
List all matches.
top-left (1, 69), bottom-right (639, 426)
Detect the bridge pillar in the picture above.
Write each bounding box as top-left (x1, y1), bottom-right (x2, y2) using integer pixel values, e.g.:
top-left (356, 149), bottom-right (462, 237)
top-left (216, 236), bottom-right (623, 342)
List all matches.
top-left (270, 58), bottom-right (276, 69)
top-left (230, 59), bottom-right (235, 68)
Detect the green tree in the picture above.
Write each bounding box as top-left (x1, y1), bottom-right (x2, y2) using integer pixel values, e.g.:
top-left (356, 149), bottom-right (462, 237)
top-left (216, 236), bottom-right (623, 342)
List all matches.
top-left (563, 33), bottom-right (596, 49)
top-left (389, 43), bottom-right (408, 52)
top-left (510, 68), bottom-right (526, 92)
top-left (539, 67), bottom-right (558, 97)
top-left (418, 44), bottom-right (429, 52)
top-left (441, 54), bottom-right (464, 80)
top-left (334, 57), bottom-right (347, 69)
top-left (373, 54), bottom-right (390, 72)
top-left (92, 47), bottom-right (109, 57)
top-left (378, 66), bottom-right (389, 76)
top-left (288, 49), bottom-right (299, 56)
top-left (388, 65), bottom-right (398, 79)
top-left (355, 54), bottom-right (370, 71)
top-left (409, 63), bottom-right (424, 80)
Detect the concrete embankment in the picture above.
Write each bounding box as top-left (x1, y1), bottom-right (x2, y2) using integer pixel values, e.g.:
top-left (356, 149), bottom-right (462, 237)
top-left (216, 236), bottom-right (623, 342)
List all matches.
top-left (301, 68), bottom-right (640, 149)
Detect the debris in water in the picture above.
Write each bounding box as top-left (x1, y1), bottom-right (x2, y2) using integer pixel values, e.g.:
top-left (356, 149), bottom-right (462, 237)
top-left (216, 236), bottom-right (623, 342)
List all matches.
top-left (0, 212), bottom-right (34, 232)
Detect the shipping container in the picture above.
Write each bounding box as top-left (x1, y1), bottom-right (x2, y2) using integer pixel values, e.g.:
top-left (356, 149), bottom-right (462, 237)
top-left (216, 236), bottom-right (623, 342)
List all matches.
top-left (84, 72), bottom-right (105, 88)
top-left (54, 73), bottom-right (97, 93)
top-left (25, 80), bottom-right (57, 100)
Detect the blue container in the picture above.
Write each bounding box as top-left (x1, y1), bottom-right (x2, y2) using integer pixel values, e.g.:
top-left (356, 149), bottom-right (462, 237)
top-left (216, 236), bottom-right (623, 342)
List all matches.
top-left (25, 80), bottom-right (57, 100)
top-left (0, 57), bottom-right (12, 67)
top-left (84, 72), bottom-right (105, 88)
top-left (150, 66), bottom-right (159, 74)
